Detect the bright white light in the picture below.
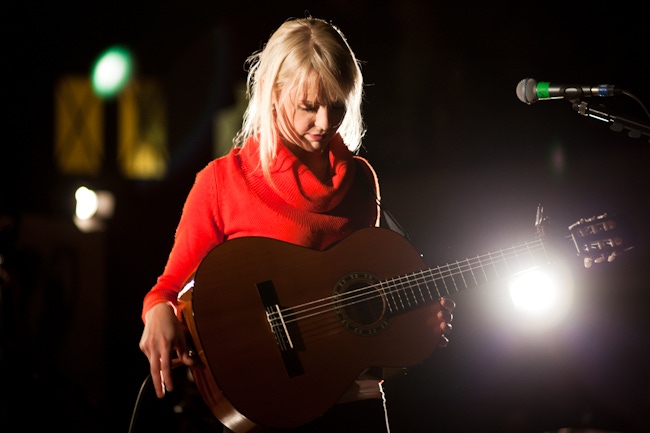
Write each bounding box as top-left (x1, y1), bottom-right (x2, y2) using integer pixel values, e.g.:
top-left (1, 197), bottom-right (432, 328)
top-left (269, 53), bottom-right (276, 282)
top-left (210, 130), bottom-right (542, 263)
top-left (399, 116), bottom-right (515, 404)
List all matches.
top-left (509, 269), bottom-right (558, 315)
top-left (507, 265), bottom-right (573, 329)
top-left (75, 186), bottom-right (98, 220)
top-left (73, 186), bottom-right (115, 233)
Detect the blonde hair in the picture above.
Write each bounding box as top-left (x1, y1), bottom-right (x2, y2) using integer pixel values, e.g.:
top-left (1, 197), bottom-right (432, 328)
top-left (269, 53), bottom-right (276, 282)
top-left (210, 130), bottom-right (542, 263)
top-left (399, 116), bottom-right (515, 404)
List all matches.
top-left (233, 17), bottom-right (365, 177)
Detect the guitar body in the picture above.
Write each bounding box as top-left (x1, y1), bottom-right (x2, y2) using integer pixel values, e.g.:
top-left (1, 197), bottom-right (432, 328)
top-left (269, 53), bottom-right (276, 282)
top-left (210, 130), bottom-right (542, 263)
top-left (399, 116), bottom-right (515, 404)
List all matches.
top-left (180, 227), bottom-right (441, 432)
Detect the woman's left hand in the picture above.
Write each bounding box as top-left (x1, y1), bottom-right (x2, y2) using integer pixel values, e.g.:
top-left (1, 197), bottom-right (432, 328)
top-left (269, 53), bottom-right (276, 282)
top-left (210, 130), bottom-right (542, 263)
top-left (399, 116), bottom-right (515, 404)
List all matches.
top-left (436, 296), bottom-right (455, 347)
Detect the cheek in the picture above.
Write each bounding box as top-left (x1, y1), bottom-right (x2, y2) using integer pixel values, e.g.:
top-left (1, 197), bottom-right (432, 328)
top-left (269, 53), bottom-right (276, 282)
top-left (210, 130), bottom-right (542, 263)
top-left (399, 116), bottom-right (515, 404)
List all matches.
top-left (276, 109), bottom-right (294, 134)
top-left (276, 109), bottom-right (309, 143)
top-left (287, 111), bottom-right (311, 133)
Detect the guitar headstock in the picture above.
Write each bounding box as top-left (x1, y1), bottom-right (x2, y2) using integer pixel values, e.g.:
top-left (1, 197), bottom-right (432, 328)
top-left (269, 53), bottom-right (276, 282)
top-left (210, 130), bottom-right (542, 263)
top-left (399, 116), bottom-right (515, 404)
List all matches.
top-left (568, 213), bottom-right (631, 268)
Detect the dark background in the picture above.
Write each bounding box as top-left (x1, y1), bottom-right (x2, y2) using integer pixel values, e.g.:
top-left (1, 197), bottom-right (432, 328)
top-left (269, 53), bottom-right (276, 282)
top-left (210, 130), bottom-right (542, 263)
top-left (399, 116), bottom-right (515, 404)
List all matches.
top-left (2, 1), bottom-right (649, 432)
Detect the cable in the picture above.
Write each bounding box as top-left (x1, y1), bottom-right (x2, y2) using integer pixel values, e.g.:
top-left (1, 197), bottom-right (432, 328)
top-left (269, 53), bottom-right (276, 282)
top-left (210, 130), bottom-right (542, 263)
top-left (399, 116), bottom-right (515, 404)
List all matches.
top-left (127, 374), bottom-right (152, 433)
top-left (622, 89), bottom-right (650, 120)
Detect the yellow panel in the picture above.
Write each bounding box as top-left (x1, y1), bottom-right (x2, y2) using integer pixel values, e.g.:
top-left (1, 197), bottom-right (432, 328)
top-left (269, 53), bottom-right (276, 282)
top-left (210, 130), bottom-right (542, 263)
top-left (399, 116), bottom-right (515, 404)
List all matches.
top-left (118, 78), bottom-right (168, 180)
top-left (54, 76), bottom-right (104, 176)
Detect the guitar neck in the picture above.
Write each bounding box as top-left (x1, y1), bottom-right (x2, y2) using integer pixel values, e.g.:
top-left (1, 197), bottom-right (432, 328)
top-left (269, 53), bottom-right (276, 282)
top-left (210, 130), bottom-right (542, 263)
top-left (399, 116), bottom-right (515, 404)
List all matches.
top-left (381, 237), bottom-right (550, 316)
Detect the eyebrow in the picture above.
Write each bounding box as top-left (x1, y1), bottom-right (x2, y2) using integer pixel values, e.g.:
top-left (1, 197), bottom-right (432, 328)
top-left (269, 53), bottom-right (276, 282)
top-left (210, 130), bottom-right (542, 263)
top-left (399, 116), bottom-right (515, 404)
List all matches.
top-left (297, 98), bottom-right (344, 106)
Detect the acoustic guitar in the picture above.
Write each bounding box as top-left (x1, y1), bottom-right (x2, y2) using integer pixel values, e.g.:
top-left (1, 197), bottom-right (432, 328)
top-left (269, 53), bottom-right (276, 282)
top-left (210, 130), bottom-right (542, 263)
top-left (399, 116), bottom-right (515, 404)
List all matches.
top-left (178, 210), bottom-right (627, 432)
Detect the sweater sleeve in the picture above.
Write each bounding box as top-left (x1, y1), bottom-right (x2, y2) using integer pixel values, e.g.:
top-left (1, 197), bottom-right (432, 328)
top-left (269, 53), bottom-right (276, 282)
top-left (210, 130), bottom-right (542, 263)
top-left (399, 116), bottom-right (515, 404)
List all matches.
top-left (141, 162), bottom-right (225, 322)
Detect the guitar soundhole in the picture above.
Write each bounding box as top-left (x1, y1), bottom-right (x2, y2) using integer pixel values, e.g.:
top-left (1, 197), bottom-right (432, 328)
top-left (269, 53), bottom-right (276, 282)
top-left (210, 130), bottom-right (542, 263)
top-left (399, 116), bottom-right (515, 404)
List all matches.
top-left (333, 272), bottom-right (390, 336)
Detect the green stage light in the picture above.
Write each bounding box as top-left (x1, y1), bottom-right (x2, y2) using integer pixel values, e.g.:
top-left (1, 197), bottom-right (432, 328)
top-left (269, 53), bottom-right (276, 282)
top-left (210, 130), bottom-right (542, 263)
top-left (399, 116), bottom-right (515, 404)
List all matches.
top-left (91, 45), bottom-right (133, 98)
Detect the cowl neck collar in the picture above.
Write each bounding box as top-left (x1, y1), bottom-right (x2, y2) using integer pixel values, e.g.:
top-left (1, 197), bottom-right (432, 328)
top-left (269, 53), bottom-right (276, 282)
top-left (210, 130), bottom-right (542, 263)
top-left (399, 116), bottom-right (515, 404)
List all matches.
top-left (239, 134), bottom-right (357, 213)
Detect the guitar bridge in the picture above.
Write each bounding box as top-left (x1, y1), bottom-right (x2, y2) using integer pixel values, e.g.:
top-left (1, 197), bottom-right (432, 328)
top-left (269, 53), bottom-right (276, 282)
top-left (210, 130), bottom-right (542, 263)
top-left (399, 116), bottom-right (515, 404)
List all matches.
top-left (257, 280), bottom-right (304, 378)
top-left (266, 304), bottom-right (294, 350)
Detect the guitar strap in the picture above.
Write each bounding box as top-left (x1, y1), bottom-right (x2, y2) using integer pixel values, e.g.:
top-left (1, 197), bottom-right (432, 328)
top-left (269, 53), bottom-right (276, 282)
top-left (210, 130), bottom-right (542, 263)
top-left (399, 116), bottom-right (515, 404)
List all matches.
top-left (380, 206), bottom-right (410, 240)
top-left (355, 159), bottom-right (410, 240)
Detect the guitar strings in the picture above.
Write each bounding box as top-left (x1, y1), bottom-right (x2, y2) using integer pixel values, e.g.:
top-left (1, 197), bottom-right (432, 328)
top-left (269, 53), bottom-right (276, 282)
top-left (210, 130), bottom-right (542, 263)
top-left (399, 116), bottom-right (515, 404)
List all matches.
top-left (267, 238), bottom-right (548, 334)
top-left (277, 238), bottom-right (548, 324)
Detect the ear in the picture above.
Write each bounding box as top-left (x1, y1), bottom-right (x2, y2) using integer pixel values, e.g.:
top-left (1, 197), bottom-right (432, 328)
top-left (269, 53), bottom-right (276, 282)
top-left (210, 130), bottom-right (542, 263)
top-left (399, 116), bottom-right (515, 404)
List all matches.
top-left (271, 87), bottom-right (279, 105)
top-left (271, 92), bottom-right (278, 115)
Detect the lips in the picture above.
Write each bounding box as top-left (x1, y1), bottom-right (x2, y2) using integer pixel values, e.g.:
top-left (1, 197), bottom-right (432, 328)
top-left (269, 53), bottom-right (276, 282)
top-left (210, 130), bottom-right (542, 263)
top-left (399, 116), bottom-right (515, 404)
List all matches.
top-left (307, 131), bottom-right (330, 142)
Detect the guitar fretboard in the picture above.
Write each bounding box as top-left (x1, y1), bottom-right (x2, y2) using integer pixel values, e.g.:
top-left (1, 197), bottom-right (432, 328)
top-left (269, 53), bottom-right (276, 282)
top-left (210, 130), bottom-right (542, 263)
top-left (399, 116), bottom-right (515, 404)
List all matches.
top-left (380, 238), bottom-right (550, 316)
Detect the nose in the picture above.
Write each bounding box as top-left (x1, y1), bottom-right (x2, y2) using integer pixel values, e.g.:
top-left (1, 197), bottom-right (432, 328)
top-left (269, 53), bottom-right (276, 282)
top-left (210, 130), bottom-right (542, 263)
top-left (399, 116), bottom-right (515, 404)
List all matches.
top-left (314, 106), bottom-right (331, 132)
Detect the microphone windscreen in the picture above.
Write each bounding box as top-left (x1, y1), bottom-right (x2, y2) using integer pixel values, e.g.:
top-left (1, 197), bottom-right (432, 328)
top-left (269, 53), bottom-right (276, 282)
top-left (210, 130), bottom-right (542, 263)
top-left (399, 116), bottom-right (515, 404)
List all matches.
top-left (516, 78), bottom-right (538, 104)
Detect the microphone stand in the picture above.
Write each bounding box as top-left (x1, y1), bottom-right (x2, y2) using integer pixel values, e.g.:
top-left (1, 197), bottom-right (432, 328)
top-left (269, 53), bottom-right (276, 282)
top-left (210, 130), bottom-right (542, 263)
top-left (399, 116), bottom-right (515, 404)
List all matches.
top-left (570, 99), bottom-right (650, 142)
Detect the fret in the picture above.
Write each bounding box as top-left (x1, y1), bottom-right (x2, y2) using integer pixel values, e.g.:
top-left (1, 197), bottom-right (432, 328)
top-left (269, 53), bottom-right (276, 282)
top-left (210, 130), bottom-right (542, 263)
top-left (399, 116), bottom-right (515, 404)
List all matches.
top-left (447, 264), bottom-right (459, 293)
top-left (454, 258), bottom-right (477, 291)
top-left (381, 279), bottom-right (398, 314)
top-left (439, 262), bottom-right (460, 294)
top-left (374, 281), bottom-right (389, 316)
top-left (389, 275), bottom-right (404, 310)
top-left (488, 251), bottom-right (500, 279)
top-left (408, 272), bottom-right (423, 302)
top-left (476, 256), bottom-right (488, 282)
top-left (431, 270), bottom-right (442, 299)
top-left (425, 271), bottom-right (438, 300)
top-left (385, 274), bottom-right (416, 314)
top-left (411, 272), bottom-right (426, 306)
top-left (436, 265), bottom-right (451, 296)
top-left (409, 271), bottom-right (429, 306)
top-left (394, 274), bottom-right (410, 309)
top-left (515, 245), bottom-right (525, 268)
top-left (500, 249), bottom-right (511, 275)
top-left (468, 258), bottom-right (479, 286)
top-left (524, 241), bottom-right (534, 266)
top-left (483, 248), bottom-right (511, 282)
top-left (455, 260), bottom-right (468, 290)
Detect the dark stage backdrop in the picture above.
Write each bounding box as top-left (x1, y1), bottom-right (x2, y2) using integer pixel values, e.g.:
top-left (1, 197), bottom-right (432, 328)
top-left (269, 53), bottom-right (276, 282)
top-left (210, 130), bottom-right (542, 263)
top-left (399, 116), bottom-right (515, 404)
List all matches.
top-left (3, 2), bottom-right (649, 432)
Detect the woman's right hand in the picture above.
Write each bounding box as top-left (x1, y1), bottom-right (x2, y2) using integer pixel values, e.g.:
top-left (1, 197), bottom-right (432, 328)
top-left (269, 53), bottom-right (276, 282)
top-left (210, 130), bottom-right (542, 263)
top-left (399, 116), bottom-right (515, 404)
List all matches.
top-left (139, 302), bottom-right (194, 398)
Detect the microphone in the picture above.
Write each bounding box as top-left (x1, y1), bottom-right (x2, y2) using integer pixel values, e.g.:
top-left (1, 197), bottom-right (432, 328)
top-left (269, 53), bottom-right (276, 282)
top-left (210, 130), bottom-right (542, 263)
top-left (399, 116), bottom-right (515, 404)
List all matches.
top-left (516, 78), bottom-right (621, 104)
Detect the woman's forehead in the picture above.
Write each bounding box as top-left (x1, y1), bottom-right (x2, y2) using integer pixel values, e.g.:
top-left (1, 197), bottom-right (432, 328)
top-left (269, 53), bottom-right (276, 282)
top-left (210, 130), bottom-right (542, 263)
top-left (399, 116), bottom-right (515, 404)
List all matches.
top-left (289, 78), bottom-right (344, 103)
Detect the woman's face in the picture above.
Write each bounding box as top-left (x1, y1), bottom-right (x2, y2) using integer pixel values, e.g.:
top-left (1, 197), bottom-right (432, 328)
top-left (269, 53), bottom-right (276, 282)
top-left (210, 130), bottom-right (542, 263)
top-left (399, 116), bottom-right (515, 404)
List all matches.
top-left (275, 84), bottom-right (346, 154)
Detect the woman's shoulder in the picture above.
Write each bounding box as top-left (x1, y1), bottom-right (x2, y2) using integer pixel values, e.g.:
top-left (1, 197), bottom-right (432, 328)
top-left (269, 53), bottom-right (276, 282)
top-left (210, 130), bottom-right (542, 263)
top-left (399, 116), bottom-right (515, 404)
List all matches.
top-left (188, 149), bottom-right (242, 190)
top-left (201, 147), bottom-right (242, 170)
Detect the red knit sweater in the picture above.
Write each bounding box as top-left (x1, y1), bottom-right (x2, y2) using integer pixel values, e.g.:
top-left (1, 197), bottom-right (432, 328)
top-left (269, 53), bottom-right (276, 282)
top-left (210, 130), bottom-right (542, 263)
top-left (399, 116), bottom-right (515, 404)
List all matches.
top-left (142, 135), bottom-right (380, 320)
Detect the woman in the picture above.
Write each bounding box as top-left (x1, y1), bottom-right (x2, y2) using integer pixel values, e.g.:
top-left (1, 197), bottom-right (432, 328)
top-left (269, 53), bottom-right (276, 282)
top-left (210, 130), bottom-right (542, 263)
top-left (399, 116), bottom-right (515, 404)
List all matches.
top-left (139, 16), bottom-right (455, 433)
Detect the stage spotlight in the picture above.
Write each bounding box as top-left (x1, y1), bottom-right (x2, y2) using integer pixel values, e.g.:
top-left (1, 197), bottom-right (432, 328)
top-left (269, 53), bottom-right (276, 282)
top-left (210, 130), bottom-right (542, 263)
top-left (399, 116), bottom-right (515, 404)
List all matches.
top-left (509, 269), bottom-right (559, 315)
top-left (507, 263), bottom-right (574, 330)
top-left (74, 186), bottom-right (115, 233)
